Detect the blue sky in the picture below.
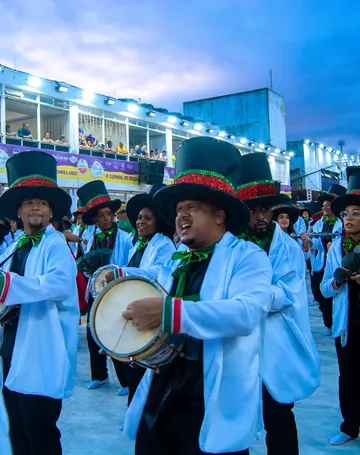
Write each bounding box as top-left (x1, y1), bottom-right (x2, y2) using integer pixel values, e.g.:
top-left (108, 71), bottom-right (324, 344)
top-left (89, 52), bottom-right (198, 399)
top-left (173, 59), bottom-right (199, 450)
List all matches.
top-left (0, 0), bottom-right (359, 152)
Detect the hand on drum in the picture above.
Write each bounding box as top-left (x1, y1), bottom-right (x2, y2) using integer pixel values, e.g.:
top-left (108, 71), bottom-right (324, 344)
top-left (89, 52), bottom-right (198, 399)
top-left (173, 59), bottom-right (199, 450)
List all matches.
top-left (122, 298), bottom-right (163, 331)
top-left (106, 270), bottom-right (115, 284)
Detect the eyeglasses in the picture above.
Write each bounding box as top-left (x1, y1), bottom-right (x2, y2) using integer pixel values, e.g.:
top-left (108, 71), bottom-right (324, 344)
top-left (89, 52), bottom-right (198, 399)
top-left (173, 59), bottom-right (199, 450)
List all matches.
top-left (340, 210), bottom-right (360, 219)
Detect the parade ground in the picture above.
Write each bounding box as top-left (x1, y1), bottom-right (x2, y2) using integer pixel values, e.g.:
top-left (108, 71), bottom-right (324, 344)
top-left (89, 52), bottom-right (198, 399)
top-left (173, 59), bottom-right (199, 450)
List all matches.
top-left (60, 279), bottom-right (360, 455)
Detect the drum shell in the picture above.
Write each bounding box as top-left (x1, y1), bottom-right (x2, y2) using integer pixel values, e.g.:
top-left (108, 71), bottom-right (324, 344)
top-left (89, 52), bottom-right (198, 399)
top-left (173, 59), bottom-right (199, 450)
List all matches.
top-left (89, 276), bottom-right (184, 368)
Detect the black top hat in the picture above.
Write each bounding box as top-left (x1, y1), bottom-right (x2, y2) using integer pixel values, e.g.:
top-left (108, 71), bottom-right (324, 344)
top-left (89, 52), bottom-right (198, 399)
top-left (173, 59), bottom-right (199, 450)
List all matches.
top-left (331, 172), bottom-right (360, 217)
top-left (346, 166), bottom-right (360, 182)
top-left (72, 199), bottom-right (86, 218)
top-left (152, 137), bottom-right (249, 235)
top-left (77, 180), bottom-right (121, 226)
top-left (0, 151), bottom-right (71, 220)
top-left (272, 202), bottom-right (299, 225)
top-left (236, 153), bottom-right (283, 206)
top-left (126, 184), bottom-right (174, 237)
top-left (317, 184), bottom-right (346, 205)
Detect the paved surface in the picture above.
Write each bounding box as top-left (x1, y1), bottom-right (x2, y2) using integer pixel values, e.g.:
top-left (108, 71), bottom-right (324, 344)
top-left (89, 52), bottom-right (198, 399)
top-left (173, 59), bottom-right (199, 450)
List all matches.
top-left (60, 275), bottom-right (360, 454)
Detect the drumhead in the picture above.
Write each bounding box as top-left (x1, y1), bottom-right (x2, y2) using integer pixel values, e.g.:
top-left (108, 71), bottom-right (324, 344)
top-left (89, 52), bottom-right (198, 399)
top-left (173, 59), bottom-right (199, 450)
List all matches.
top-left (91, 276), bottom-right (164, 358)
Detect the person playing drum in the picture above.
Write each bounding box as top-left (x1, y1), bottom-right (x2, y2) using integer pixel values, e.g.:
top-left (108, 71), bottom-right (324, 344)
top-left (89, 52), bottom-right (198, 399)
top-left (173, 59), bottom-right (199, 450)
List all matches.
top-left (0, 151), bottom-right (79, 455)
top-left (77, 180), bottom-right (132, 392)
top-left (111, 137), bottom-right (273, 455)
top-left (107, 183), bottom-right (176, 404)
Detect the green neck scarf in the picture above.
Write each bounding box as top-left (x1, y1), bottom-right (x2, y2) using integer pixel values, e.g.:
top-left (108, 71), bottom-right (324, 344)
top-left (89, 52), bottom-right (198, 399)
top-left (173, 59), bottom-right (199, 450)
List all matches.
top-left (171, 244), bottom-right (216, 298)
top-left (17, 231), bottom-right (45, 249)
top-left (136, 236), bottom-right (150, 252)
top-left (238, 221), bottom-right (276, 252)
top-left (78, 225), bottom-right (86, 234)
top-left (323, 216), bottom-right (336, 227)
top-left (342, 236), bottom-right (360, 253)
top-left (97, 228), bottom-right (114, 242)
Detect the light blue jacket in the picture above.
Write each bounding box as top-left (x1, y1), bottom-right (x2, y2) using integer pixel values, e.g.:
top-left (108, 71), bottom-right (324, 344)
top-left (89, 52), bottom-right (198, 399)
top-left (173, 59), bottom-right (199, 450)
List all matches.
top-left (264, 223), bottom-right (320, 403)
top-left (0, 225), bottom-right (79, 399)
top-left (310, 217), bottom-right (342, 273)
top-left (127, 233), bottom-right (175, 276)
top-left (0, 369), bottom-right (11, 455)
top-left (320, 237), bottom-right (349, 344)
top-left (294, 216), bottom-right (306, 234)
top-left (124, 232), bottom-right (272, 453)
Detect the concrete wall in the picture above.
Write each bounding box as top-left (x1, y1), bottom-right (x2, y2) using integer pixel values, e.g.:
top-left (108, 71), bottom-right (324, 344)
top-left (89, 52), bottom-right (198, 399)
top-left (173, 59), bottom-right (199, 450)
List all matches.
top-left (183, 88), bottom-right (286, 150)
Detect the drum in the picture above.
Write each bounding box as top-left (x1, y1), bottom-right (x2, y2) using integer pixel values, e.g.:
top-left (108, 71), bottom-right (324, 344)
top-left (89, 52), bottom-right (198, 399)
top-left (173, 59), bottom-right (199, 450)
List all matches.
top-left (89, 264), bottom-right (118, 298)
top-left (0, 303), bottom-right (20, 325)
top-left (90, 276), bottom-right (184, 371)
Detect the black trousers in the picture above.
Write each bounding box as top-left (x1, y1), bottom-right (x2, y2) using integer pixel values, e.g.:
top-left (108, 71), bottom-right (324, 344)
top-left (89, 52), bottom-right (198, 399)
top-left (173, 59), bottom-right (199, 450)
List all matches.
top-left (136, 395), bottom-right (249, 455)
top-left (2, 359), bottom-right (62, 455)
top-left (335, 327), bottom-right (360, 438)
top-left (86, 313), bottom-right (128, 386)
top-left (311, 268), bottom-right (333, 328)
top-left (263, 385), bottom-right (299, 455)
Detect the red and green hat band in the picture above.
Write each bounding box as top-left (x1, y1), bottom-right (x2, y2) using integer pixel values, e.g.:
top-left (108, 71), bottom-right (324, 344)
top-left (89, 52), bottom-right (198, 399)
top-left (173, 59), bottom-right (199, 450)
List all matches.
top-left (86, 195), bottom-right (111, 210)
top-left (75, 208), bottom-right (86, 213)
top-left (174, 170), bottom-right (235, 195)
top-left (347, 190), bottom-right (360, 195)
top-left (236, 180), bottom-right (276, 200)
top-left (10, 174), bottom-right (57, 189)
top-left (272, 204), bottom-right (291, 212)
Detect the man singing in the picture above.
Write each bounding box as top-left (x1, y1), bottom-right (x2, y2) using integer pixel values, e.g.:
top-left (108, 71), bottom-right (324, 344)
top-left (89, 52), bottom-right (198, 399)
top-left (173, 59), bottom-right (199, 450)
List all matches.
top-left (121, 137), bottom-right (273, 455)
top-left (0, 151), bottom-right (79, 455)
top-left (321, 170), bottom-right (360, 446)
top-left (236, 152), bottom-right (320, 455)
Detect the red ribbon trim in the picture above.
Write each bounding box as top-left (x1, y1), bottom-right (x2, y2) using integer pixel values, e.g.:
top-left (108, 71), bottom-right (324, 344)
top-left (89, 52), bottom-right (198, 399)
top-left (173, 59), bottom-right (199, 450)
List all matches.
top-left (86, 195), bottom-right (111, 210)
top-left (236, 182), bottom-right (276, 200)
top-left (12, 177), bottom-right (57, 188)
top-left (175, 174), bottom-right (234, 195)
top-left (173, 298), bottom-right (182, 334)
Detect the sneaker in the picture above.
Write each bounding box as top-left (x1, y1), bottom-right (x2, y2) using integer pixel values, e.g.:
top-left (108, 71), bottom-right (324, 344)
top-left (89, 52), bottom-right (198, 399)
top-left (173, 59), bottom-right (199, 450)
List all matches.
top-left (310, 300), bottom-right (319, 306)
top-left (329, 432), bottom-right (354, 446)
top-left (116, 387), bottom-right (129, 396)
top-left (324, 328), bottom-right (332, 336)
top-left (87, 378), bottom-right (109, 389)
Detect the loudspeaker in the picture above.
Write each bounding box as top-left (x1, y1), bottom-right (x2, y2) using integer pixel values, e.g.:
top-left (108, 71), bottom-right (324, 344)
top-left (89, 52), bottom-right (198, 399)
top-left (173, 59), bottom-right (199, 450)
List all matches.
top-left (139, 160), bottom-right (165, 185)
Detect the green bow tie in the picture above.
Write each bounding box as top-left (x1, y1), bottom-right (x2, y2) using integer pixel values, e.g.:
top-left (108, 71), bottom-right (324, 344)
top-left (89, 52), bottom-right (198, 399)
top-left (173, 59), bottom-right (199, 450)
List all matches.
top-left (171, 245), bottom-right (215, 298)
top-left (17, 231), bottom-right (45, 249)
top-left (79, 226), bottom-right (86, 234)
top-left (97, 228), bottom-right (113, 242)
top-left (323, 217), bottom-right (336, 226)
top-left (136, 237), bottom-right (149, 252)
top-left (238, 222), bottom-right (276, 253)
top-left (342, 236), bottom-right (360, 253)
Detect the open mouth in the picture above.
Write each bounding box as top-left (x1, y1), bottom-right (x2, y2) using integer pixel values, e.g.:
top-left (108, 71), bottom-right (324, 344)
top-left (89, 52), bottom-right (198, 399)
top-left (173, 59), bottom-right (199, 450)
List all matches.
top-left (180, 222), bottom-right (192, 234)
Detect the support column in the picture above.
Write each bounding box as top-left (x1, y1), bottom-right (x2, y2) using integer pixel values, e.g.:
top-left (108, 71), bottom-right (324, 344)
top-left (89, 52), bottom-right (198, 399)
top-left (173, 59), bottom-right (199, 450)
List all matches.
top-left (0, 85), bottom-right (5, 137)
top-left (165, 128), bottom-right (173, 167)
top-left (69, 104), bottom-right (79, 154)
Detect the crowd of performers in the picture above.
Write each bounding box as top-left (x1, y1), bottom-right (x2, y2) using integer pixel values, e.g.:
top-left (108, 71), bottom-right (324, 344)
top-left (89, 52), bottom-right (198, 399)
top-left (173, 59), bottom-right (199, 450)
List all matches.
top-left (0, 137), bottom-right (359, 455)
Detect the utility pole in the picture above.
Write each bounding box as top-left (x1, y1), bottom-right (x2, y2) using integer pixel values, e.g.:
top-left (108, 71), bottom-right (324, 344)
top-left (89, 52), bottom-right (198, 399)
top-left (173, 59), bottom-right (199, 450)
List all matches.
top-left (269, 70), bottom-right (273, 90)
top-left (338, 139), bottom-right (345, 153)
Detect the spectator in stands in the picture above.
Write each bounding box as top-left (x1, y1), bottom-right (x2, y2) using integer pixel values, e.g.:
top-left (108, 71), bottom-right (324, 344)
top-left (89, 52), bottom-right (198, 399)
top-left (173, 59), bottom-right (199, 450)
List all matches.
top-left (86, 140), bottom-right (94, 149)
top-left (42, 133), bottom-right (54, 144)
top-left (150, 149), bottom-right (155, 159)
top-left (106, 141), bottom-right (114, 152)
top-left (97, 144), bottom-right (105, 152)
top-left (131, 145), bottom-right (142, 156)
top-left (56, 135), bottom-right (68, 145)
top-left (141, 145), bottom-right (148, 156)
top-left (17, 123), bottom-right (33, 139)
top-left (87, 134), bottom-right (98, 147)
top-left (79, 128), bottom-right (87, 147)
top-left (160, 150), bottom-right (168, 161)
top-left (6, 124), bottom-right (16, 137)
top-left (154, 149), bottom-right (160, 159)
top-left (116, 142), bottom-right (127, 155)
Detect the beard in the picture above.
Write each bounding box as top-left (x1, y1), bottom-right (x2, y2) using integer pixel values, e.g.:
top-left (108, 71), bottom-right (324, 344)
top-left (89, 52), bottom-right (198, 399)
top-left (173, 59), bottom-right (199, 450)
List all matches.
top-left (248, 223), bottom-right (270, 238)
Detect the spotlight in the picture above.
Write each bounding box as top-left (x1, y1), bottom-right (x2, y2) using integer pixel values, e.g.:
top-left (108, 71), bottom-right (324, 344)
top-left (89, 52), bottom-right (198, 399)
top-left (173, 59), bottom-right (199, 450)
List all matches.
top-left (289, 151), bottom-right (295, 157)
top-left (206, 128), bottom-right (214, 133)
top-left (105, 98), bottom-right (116, 105)
top-left (55, 82), bottom-right (68, 93)
top-left (259, 143), bottom-right (265, 149)
top-left (228, 134), bottom-right (235, 140)
top-left (218, 131), bottom-right (226, 137)
top-left (168, 116), bottom-right (177, 123)
top-left (319, 143), bottom-right (324, 148)
top-left (128, 103), bottom-right (138, 113)
top-left (28, 76), bottom-right (41, 88)
top-left (309, 142), bottom-right (314, 145)
top-left (82, 90), bottom-right (94, 101)
top-left (181, 120), bottom-right (189, 127)
top-left (336, 150), bottom-right (341, 155)
top-left (146, 111), bottom-right (156, 117)
top-left (265, 146), bottom-right (271, 151)
top-left (305, 139), bottom-right (310, 144)
top-left (249, 141), bottom-right (256, 147)
top-left (274, 148), bottom-right (280, 153)
top-left (194, 123), bottom-right (203, 131)
top-left (240, 138), bottom-right (247, 144)
top-left (326, 147), bottom-right (332, 152)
